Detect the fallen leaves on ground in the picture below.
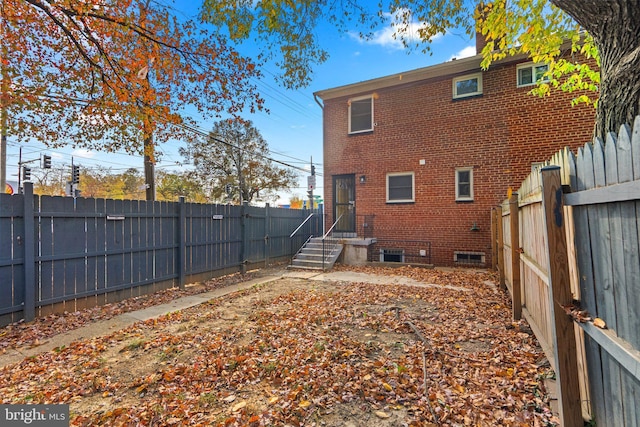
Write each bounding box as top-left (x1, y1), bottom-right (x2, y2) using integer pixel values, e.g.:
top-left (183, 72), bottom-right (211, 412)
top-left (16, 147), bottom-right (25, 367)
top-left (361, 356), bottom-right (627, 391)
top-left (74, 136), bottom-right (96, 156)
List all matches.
top-left (0, 266), bottom-right (558, 426)
top-left (0, 268), bottom-right (276, 352)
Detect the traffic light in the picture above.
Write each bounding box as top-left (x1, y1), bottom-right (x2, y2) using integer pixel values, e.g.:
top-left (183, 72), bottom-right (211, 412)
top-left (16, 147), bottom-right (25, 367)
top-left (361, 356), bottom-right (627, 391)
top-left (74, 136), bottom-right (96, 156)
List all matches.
top-left (311, 164), bottom-right (316, 176)
top-left (22, 166), bottom-right (31, 182)
top-left (72, 165), bottom-right (80, 184)
top-left (307, 190), bottom-right (313, 199)
top-left (43, 155), bottom-right (52, 169)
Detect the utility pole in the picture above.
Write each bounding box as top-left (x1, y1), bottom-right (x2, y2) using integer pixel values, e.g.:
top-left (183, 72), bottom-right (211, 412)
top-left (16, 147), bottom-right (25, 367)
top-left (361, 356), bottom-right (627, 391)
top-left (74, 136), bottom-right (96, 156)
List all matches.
top-left (17, 146), bottom-right (21, 192)
top-left (1, 15), bottom-right (9, 194)
top-left (143, 130), bottom-right (155, 201)
top-left (307, 156), bottom-right (316, 210)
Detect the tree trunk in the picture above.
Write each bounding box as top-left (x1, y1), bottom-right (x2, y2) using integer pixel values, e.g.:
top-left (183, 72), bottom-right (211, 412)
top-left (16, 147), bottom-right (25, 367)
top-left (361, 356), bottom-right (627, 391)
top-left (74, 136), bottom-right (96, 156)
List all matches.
top-left (552, 0), bottom-right (640, 137)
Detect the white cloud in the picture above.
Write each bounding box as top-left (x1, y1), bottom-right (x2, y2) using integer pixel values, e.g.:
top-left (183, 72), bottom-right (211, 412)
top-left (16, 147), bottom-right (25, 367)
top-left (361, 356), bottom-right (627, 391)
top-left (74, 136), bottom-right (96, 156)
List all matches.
top-left (349, 10), bottom-right (443, 51)
top-left (448, 46), bottom-right (477, 61)
top-left (71, 148), bottom-right (95, 159)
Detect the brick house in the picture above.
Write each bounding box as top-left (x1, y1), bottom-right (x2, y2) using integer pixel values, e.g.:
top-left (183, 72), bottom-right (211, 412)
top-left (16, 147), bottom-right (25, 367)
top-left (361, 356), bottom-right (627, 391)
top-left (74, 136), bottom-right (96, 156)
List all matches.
top-left (313, 46), bottom-right (595, 267)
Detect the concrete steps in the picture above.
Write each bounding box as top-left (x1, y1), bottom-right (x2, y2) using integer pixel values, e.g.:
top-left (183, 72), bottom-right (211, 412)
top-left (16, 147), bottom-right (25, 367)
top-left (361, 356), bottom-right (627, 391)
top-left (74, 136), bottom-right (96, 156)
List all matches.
top-left (289, 237), bottom-right (343, 270)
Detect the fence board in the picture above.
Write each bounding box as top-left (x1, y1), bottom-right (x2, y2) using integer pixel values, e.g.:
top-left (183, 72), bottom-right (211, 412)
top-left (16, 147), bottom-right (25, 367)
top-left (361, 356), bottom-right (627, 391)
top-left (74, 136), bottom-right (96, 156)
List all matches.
top-left (595, 137), bottom-right (625, 427)
top-left (502, 204), bottom-right (512, 294)
top-left (509, 193), bottom-right (521, 320)
top-left (564, 151), bottom-right (591, 419)
top-left (574, 142), bottom-right (607, 424)
top-left (606, 129), bottom-right (639, 427)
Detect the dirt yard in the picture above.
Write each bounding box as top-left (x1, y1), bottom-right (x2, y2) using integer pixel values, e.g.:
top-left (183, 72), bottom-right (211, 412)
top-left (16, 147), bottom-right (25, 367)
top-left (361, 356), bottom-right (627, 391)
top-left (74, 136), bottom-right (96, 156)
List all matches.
top-left (0, 267), bottom-right (557, 426)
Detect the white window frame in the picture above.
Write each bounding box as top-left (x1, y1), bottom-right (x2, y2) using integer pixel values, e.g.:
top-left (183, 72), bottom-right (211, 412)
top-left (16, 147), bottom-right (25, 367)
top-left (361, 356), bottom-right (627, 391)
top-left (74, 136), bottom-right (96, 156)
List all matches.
top-left (455, 167), bottom-right (474, 201)
top-left (516, 62), bottom-right (549, 87)
top-left (348, 95), bottom-right (374, 134)
top-left (386, 172), bottom-right (415, 203)
top-left (452, 73), bottom-right (483, 99)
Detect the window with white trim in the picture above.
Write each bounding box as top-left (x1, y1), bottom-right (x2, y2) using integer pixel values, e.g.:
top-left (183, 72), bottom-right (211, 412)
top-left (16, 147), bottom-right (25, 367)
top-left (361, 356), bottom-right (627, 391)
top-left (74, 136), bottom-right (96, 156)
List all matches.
top-left (517, 62), bottom-right (549, 87)
top-left (455, 167), bottom-right (473, 201)
top-left (387, 172), bottom-right (414, 203)
top-left (348, 95), bottom-right (374, 134)
top-left (453, 73), bottom-right (483, 99)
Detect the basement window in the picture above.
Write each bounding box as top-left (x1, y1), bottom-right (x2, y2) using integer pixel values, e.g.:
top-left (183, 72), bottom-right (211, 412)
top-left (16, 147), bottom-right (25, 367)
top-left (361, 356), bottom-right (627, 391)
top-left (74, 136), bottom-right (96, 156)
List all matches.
top-left (380, 248), bottom-right (404, 263)
top-left (454, 251), bottom-right (485, 265)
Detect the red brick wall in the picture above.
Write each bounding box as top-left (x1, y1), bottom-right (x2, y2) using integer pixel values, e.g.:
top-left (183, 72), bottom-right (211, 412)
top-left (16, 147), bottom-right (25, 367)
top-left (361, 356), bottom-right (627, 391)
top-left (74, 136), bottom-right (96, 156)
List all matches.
top-left (322, 58), bottom-right (596, 266)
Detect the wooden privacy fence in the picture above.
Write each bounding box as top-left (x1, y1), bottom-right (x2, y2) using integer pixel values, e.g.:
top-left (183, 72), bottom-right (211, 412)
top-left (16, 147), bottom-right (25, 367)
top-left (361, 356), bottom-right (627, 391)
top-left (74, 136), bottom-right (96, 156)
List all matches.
top-left (492, 117), bottom-right (640, 427)
top-left (0, 183), bottom-right (323, 327)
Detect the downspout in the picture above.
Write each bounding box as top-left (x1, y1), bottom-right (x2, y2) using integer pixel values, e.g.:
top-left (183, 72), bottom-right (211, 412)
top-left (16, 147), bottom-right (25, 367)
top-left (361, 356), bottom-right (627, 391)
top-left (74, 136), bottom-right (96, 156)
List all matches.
top-left (313, 93), bottom-right (324, 236)
top-left (313, 93), bottom-right (323, 110)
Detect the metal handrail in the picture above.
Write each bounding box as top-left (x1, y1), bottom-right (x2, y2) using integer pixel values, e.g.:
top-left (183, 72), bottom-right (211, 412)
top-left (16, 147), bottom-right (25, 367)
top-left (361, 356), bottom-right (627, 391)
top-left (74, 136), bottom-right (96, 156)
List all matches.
top-left (292, 234), bottom-right (314, 261)
top-left (321, 214), bottom-right (345, 270)
top-left (322, 214), bottom-right (344, 240)
top-left (289, 213), bottom-right (315, 238)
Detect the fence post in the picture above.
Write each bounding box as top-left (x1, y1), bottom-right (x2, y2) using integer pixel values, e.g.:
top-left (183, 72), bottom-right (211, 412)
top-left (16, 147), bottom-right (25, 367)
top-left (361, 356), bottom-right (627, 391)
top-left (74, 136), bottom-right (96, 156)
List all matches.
top-left (240, 203), bottom-right (247, 274)
top-left (22, 182), bottom-right (36, 321)
top-left (490, 208), bottom-right (498, 270)
top-left (509, 193), bottom-right (521, 320)
top-left (541, 166), bottom-right (583, 427)
top-left (264, 203), bottom-right (270, 267)
top-left (496, 205), bottom-right (506, 290)
top-left (177, 197), bottom-right (185, 290)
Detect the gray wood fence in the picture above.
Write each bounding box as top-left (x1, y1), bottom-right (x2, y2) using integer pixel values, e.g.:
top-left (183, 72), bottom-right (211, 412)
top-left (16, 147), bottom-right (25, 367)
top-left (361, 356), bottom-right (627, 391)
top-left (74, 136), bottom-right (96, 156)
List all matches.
top-left (0, 183), bottom-right (322, 327)
top-left (494, 116), bottom-right (640, 426)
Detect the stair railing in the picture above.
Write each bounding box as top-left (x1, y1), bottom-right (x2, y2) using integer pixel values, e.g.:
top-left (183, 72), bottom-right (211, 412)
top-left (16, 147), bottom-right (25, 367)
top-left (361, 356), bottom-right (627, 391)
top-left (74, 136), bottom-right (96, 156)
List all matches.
top-left (289, 213), bottom-right (315, 261)
top-left (322, 214), bottom-right (343, 270)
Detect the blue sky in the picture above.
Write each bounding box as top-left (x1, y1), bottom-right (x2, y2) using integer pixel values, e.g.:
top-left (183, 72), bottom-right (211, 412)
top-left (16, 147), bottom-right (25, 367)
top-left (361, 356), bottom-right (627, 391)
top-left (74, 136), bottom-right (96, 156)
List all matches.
top-left (5, 3), bottom-right (477, 203)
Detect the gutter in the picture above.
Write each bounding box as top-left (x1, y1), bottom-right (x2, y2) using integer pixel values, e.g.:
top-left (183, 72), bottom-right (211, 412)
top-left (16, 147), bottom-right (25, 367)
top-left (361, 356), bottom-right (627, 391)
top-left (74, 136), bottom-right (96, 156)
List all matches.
top-left (313, 39), bottom-right (576, 101)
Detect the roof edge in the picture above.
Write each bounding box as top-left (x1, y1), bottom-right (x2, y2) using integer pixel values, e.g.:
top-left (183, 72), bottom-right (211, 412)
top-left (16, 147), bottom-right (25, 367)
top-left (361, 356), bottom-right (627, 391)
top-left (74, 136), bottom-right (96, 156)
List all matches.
top-left (313, 48), bottom-right (545, 100)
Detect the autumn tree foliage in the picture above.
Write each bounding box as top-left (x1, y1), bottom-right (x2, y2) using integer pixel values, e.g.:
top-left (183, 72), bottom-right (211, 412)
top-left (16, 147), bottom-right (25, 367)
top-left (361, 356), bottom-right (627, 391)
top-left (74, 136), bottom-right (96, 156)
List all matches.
top-left (1, 0), bottom-right (263, 198)
top-left (181, 119), bottom-right (298, 205)
top-left (289, 196), bottom-right (303, 209)
top-left (203, 0), bottom-right (639, 137)
top-left (31, 165), bottom-right (207, 202)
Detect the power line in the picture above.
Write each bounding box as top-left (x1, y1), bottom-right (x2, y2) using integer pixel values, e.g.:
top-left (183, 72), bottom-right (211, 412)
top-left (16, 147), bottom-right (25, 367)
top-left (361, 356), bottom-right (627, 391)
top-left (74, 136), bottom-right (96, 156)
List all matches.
top-left (10, 85), bottom-right (319, 175)
top-left (172, 121), bottom-right (313, 174)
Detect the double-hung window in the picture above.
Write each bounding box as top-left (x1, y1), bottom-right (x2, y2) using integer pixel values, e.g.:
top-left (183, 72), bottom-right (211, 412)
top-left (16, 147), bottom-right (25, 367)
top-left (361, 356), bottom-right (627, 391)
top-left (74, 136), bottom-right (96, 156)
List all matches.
top-left (349, 95), bottom-right (374, 134)
top-left (452, 73), bottom-right (483, 99)
top-left (517, 62), bottom-right (549, 87)
top-left (455, 167), bottom-right (474, 201)
top-left (387, 172), bottom-right (414, 203)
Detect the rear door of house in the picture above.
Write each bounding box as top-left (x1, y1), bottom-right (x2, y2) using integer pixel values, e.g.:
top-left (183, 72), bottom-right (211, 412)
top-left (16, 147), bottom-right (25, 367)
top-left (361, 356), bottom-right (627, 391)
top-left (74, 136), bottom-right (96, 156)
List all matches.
top-left (333, 174), bottom-right (355, 233)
